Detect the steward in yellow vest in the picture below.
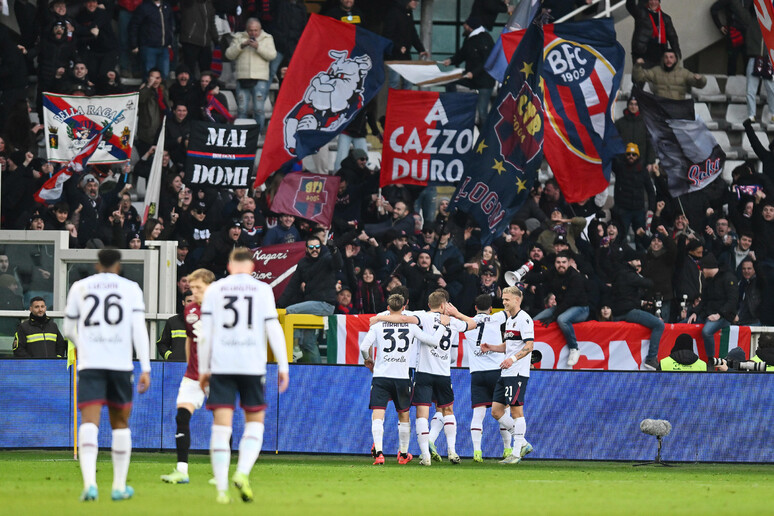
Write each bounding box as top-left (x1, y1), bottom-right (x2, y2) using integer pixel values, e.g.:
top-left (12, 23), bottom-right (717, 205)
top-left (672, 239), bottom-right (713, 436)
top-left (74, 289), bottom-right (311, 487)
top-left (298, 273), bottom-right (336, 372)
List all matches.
top-left (659, 333), bottom-right (707, 371)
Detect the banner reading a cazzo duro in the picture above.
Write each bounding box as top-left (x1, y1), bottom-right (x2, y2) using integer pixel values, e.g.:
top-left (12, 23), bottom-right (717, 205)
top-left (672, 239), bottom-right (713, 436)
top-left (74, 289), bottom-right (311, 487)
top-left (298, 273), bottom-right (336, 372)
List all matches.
top-left (186, 120), bottom-right (260, 188)
top-left (380, 89), bottom-right (476, 188)
top-left (43, 92), bottom-right (139, 164)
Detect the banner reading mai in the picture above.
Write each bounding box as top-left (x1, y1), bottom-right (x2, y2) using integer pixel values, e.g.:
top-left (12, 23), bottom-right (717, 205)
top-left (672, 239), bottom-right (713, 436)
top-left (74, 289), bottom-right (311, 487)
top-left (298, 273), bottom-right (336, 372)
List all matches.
top-left (380, 90), bottom-right (476, 187)
top-left (186, 121), bottom-right (259, 188)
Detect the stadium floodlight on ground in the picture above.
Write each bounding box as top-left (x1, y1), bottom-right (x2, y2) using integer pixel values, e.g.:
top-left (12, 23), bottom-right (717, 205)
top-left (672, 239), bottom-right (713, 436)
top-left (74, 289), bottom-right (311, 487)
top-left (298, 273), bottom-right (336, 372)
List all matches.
top-left (634, 419), bottom-right (674, 467)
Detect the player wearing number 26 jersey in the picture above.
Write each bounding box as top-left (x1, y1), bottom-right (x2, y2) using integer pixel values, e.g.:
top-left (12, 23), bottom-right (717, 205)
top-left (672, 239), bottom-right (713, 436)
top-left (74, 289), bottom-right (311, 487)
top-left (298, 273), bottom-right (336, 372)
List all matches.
top-left (63, 249), bottom-right (150, 503)
top-left (361, 293), bottom-right (447, 466)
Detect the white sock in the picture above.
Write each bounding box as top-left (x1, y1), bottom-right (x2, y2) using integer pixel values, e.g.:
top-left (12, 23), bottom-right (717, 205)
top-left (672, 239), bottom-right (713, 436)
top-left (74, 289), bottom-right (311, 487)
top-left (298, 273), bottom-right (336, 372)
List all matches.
top-left (111, 428), bottom-right (132, 491)
top-left (371, 419), bottom-right (384, 454)
top-left (237, 421), bottom-right (264, 475)
top-left (499, 423), bottom-right (513, 450)
top-left (470, 406), bottom-right (486, 452)
top-left (429, 411), bottom-right (444, 443)
top-left (210, 425), bottom-right (232, 492)
top-left (443, 415), bottom-right (457, 455)
top-left (398, 421), bottom-right (410, 454)
top-left (78, 423), bottom-right (99, 489)
top-left (176, 462), bottom-right (188, 475)
top-left (416, 418), bottom-right (430, 459)
top-left (498, 411), bottom-right (516, 439)
top-left (513, 417), bottom-right (527, 453)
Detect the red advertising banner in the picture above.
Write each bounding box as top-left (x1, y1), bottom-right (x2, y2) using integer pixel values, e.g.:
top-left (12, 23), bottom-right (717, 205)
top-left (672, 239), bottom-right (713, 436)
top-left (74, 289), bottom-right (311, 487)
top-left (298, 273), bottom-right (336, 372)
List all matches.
top-left (325, 316), bottom-right (752, 369)
top-left (251, 242), bottom-right (307, 300)
top-left (270, 172), bottom-right (340, 227)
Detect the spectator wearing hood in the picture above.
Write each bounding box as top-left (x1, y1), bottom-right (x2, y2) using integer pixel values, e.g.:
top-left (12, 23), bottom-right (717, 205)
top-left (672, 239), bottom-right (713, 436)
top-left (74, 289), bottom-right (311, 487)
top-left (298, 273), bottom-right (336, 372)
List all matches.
top-left (383, 0), bottom-right (428, 89)
top-left (641, 229), bottom-right (676, 320)
top-left (199, 219), bottom-right (247, 278)
top-left (686, 254), bottom-right (739, 362)
top-left (76, 0), bottom-right (119, 79)
top-left (626, 0), bottom-right (681, 69)
top-left (467, 0), bottom-right (511, 31)
top-left (736, 258), bottom-right (762, 326)
top-left (659, 333), bottom-right (706, 371)
top-left (632, 48), bottom-right (706, 100)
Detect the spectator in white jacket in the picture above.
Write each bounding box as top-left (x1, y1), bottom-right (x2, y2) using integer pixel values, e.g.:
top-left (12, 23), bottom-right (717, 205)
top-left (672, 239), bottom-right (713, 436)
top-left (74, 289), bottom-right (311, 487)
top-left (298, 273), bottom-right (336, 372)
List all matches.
top-left (225, 18), bottom-right (277, 133)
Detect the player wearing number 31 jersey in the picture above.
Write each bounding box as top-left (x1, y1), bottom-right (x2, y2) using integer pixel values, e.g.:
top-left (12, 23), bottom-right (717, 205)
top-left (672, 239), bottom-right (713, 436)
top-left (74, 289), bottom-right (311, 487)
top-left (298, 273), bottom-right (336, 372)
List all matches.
top-left (63, 249), bottom-right (150, 503)
top-left (360, 293), bottom-right (447, 466)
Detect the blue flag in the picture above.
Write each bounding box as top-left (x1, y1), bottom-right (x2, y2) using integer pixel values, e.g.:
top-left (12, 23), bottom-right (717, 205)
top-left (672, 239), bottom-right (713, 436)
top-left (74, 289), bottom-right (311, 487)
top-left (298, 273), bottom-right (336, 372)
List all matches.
top-left (485, 0), bottom-right (541, 83)
top-left (450, 24), bottom-right (544, 245)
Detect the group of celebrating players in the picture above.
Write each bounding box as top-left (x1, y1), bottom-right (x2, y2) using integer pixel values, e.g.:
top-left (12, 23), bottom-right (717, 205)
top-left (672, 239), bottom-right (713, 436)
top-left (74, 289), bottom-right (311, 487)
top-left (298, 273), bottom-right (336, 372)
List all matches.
top-left (64, 246), bottom-right (534, 505)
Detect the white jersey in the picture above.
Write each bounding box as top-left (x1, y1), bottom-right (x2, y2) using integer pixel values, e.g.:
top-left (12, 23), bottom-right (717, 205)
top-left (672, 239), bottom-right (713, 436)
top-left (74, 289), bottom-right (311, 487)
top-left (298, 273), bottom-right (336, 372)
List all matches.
top-left (414, 311), bottom-right (467, 376)
top-left (501, 310), bottom-right (534, 378)
top-left (463, 313), bottom-right (506, 372)
top-left (63, 272), bottom-right (149, 373)
top-left (378, 308), bottom-right (420, 368)
top-left (361, 322), bottom-right (445, 379)
top-left (199, 273), bottom-right (283, 376)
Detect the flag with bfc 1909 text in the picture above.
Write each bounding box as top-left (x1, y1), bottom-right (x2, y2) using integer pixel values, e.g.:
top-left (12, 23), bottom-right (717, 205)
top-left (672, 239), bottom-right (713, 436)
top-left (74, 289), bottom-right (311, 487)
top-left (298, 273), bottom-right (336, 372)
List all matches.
top-left (185, 121), bottom-right (260, 188)
top-left (380, 89), bottom-right (476, 187)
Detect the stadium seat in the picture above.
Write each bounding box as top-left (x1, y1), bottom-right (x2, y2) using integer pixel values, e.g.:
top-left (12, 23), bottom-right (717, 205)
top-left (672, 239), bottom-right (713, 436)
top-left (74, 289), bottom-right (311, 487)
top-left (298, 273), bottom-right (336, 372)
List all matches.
top-left (234, 118), bottom-right (256, 125)
top-left (711, 131), bottom-right (739, 159)
top-left (741, 130), bottom-right (770, 158)
top-left (221, 90), bottom-right (238, 116)
top-left (695, 103), bottom-right (718, 130)
top-left (693, 75), bottom-right (725, 103)
top-left (762, 106), bottom-right (774, 132)
top-left (726, 76), bottom-right (754, 104)
top-left (726, 103), bottom-right (756, 131)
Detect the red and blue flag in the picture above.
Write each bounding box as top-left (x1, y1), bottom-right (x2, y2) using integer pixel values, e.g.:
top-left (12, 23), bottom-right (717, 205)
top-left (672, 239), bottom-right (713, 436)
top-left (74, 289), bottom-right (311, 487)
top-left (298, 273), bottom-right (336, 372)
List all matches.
top-left (34, 128), bottom-right (106, 204)
top-left (255, 14), bottom-right (391, 188)
top-left (486, 19), bottom-right (625, 203)
top-left (450, 23), bottom-right (544, 245)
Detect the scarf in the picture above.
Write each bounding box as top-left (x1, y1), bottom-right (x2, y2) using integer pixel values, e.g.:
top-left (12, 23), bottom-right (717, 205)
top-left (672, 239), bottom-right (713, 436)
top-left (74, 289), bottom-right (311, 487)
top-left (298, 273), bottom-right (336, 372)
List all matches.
top-left (261, 0), bottom-right (272, 22)
top-left (156, 86), bottom-right (167, 113)
top-left (648, 8), bottom-right (666, 45)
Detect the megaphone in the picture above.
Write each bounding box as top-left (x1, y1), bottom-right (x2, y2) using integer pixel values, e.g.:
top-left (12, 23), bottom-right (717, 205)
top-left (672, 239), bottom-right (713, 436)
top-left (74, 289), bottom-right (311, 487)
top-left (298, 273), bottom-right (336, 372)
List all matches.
top-left (505, 260), bottom-right (534, 286)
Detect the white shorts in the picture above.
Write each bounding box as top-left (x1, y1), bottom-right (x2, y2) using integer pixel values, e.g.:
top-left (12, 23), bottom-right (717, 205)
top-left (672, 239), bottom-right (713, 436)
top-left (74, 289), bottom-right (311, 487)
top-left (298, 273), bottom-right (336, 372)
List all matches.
top-left (175, 376), bottom-right (206, 409)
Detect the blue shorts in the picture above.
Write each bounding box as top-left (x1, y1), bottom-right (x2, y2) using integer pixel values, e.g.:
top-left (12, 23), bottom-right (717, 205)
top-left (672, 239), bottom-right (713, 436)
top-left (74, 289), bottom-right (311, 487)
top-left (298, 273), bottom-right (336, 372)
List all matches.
top-left (78, 369), bottom-right (133, 410)
top-left (206, 374), bottom-right (266, 412)
top-left (492, 375), bottom-right (528, 407)
top-left (470, 369), bottom-right (501, 408)
top-left (412, 372), bottom-right (454, 408)
top-left (369, 377), bottom-right (412, 412)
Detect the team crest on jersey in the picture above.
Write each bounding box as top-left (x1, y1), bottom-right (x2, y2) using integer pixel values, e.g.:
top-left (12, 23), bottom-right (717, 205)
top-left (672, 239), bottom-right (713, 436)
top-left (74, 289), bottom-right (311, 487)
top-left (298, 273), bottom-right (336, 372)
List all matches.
top-left (283, 49), bottom-right (372, 153)
top-left (493, 84), bottom-right (543, 171)
top-left (185, 311), bottom-right (199, 324)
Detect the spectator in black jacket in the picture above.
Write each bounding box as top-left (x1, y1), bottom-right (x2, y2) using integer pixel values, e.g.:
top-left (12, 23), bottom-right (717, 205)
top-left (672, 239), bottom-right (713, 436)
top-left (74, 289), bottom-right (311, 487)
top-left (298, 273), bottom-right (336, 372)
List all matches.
top-left (199, 220), bottom-right (246, 278)
top-left (76, 0), bottom-right (119, 80)
top-left (12, 297), bottom-right (67, 358)
top-left (443, 16), bottom-right (495, 126)
top-left (614, 98), bottom-right (655, 169)
top-left (179, 0), bottom-right (218, 76)
top-left (626, 0), bottom-right (680, 69)
top-left (0, 25), bottom-right (30, 130)
top-left (641, 228), bottom-right (676, 320)
top-left (468, 0), bottom-right (512, 31)
top-left (129, 0), bottom-right (175, 78)
top-left (611, 248), bottom-right (664, 370)
top-left (612, 142), bottom-right (656, 240)
top-left (686, 254), bottom-right (739, 361)
top-left (534, 251), bottom-right (590, 367)
top-left (736, 258), bottom-right (762, 325)
top-left (271, 0), bottom-right (308, 83)
top-left (278, 236), bottom-right (344, 362)
top-left (384, 0), bottom-right (428, 89)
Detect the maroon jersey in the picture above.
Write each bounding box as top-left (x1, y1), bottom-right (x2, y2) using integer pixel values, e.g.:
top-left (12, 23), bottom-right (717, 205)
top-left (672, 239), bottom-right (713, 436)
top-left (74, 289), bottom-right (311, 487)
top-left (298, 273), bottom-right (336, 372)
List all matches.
top-left (183, 302), bottom-right (201, 380)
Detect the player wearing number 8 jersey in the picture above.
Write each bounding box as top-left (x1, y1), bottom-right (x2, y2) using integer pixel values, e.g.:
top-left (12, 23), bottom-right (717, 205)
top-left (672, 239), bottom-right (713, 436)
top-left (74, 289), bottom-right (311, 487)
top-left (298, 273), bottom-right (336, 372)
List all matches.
top-left (198, 248), bottom-right (289, 504)
top-left (481, 286), bottom-right (535, 465)
top-left (63, 248), bottom-right (151, 502)
top-left (361, 293), bottom-right (448, 465)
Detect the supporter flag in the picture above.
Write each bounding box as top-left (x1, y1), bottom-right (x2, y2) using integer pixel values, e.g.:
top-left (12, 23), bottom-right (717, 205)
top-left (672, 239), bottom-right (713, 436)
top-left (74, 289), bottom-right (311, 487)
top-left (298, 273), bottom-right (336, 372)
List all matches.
top-left (754, 0), bottom-right (774, 64)
top-left (484, 0), bottom-right (541, 82)
top-left (33, 112), bottom-right (119, 204)
top-left (485, 19), bottom-right (625, 203)
top-left (251, 242), bottom-right (307, 301)
top-left (634, 87), bottom-right (725, 197)
top-left (185, 121), bottom-right (260, 188)
top-left (254, 14), bottom-right (391, 188)
top-left (380, 90), bottom-right (476, 187)
top-left (450, 23), bottom-right (544, 245)
top-left (42, 92), bottom-right (139, 164)
top-left (270, 172), bottom-right (340, 227)
top-left (142, 117), bottom-right (166, 224)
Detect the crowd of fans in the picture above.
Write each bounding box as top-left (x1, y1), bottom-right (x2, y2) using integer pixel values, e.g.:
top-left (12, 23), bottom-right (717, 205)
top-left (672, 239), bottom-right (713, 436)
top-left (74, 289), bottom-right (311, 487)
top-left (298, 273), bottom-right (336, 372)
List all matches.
top-left (1, 0), bottom-right (773, 366)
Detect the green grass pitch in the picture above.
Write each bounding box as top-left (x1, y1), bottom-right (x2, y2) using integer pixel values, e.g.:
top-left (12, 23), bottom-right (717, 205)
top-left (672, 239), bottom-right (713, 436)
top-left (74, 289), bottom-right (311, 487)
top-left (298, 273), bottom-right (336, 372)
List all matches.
top-left (1, 451), bottom-right (771, 515)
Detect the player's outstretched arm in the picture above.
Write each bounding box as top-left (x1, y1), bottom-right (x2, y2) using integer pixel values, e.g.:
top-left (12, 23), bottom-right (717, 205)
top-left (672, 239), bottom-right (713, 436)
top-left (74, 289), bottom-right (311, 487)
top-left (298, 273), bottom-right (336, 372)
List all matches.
top-left (410, 323), bottom-right (446, 348)
top-left (374, 313), bottom-right (419, 325)
top-left (445, 302), bottom-right (477, 331)
top-left (481, 342), bottom-right (506, 353)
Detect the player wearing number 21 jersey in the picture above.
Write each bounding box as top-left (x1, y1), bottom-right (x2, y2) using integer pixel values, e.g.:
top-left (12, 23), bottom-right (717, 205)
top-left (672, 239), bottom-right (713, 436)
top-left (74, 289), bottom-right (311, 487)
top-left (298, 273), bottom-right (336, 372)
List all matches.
top-left (361, 293), bottom-right (448, 465)
top-left (481, 286), bottom-right (535, 465)
top-left (63, 249), bottom-right (150, 502)
top-left (198, 248), bottom-right (289, 504)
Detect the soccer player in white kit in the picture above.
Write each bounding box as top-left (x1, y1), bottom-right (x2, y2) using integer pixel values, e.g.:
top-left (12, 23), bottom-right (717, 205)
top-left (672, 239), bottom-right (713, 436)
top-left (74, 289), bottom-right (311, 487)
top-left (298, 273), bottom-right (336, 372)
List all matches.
top-left (462, 294), bottom-right (519, 462)
top-left (63, 249), bottom-right (150, 502)
top-left (481, 286), bottom-right (535, 464)
top-left (161, 268), bottom-right (215, 484)
top-left (361, 293), bottom-right (448, 465)
top-left (198, 248), bottom-right (289, 504)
